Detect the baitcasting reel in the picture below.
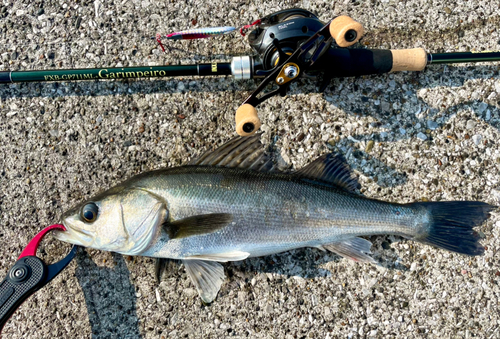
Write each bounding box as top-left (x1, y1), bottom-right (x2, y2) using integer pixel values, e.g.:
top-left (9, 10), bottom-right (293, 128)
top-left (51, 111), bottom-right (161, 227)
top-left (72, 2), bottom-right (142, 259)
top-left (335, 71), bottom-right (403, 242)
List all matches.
top-left (247, 8), bottom-right (363, 71)
top-left (234, 8), bottom-right (366, 136)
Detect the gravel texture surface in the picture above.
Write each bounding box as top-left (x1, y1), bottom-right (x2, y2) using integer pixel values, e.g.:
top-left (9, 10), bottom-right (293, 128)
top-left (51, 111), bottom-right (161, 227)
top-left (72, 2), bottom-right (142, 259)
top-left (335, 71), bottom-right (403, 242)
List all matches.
top-left (1, 0), bottom-right (500, 338)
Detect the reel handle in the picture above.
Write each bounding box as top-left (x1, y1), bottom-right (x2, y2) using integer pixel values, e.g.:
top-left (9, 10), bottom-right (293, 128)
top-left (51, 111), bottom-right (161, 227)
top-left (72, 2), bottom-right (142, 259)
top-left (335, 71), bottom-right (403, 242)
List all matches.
top-left (329, 16), bottom-right (364, 47)
top-left (235, 104), bottom-right (261, 136)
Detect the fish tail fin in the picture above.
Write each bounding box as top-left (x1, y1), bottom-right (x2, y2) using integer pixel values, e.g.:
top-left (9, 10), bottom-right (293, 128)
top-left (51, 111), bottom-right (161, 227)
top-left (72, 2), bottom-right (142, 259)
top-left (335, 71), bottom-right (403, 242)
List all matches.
top-left (411, 201), bottom-right (496, 256)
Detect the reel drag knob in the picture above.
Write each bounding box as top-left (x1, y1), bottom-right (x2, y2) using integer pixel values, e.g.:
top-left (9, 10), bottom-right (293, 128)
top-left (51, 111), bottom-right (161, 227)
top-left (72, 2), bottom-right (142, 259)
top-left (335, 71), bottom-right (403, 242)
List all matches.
top-left (329, 15), bottom-right (364, 47)
top-left (235, 104), bottom-right (261, 136)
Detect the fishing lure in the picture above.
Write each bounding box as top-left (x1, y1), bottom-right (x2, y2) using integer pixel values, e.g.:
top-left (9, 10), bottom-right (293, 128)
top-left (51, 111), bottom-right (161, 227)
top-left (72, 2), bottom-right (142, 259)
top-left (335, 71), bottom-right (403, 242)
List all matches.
top-left (155, 20), bottom-right (261, 51)
top-left (155, 26), bottom-right (237, 52)
top-left (163, 26), bottom-right (237, 40)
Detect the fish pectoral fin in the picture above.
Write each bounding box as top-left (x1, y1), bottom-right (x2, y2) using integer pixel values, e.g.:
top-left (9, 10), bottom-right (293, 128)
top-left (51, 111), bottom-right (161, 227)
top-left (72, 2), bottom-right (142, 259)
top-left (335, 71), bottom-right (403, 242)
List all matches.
top-left (165, 213), bottom-right (233, 239)
top-left (323, 237), bottom-right (377, 264)
top-left (185, 250), bottom-right (250, 262)
top-left (182, 259), bottom-right (225, 304)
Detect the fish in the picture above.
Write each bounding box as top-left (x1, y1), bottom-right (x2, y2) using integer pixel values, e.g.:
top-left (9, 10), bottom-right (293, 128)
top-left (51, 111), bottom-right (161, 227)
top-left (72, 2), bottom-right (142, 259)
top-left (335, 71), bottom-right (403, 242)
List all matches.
top-left (55, 135), bottom-right (496, 303)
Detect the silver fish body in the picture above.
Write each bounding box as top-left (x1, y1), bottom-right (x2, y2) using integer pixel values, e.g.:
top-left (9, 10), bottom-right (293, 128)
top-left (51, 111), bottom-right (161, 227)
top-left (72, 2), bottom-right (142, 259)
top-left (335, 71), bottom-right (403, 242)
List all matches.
top-left (137, 166), bottom-right (424, 259)
top-left (57, 136), bottom-right (495, 302)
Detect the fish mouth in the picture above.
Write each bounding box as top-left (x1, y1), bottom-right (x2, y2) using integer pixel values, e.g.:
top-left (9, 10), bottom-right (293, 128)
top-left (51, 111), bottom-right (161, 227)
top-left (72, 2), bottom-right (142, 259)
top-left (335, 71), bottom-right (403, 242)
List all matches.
top-left (54, 221), bottom-right (95, 247)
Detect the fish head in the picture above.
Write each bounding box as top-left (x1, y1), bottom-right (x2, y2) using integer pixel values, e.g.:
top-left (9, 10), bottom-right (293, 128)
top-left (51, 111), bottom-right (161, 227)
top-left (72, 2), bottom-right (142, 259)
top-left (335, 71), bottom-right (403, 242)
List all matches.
top-left (56, 186), bottom-right (168, 255)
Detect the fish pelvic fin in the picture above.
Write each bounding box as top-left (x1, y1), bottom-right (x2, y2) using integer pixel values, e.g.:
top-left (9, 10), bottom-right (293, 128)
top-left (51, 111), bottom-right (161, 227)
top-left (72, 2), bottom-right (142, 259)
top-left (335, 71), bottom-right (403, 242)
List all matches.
top-left (323, 237), bottom-right (377, 263)
top-left (182, 259), bottom-right (225, 304)
top-left (164, 213), bottom-right (233, 239)
top-left (411, 201), bottom-right (496, 255)
top-left (155, 258), bottom-right (180, 283)
top-left (155, 258), bottom-right (168, 283)
top-left (185, 250), bottom-right (250, 262)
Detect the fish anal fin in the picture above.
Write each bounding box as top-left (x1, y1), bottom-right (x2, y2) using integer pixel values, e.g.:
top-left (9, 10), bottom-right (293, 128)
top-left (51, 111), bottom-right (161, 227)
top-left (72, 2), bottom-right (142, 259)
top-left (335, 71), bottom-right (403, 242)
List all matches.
top-left (324, 237), bottom-right (376, 263)
top-left (182, 259), bottom-right (225, 304)
top-left (295, 153), bottom-right (360, 192)
top-left (164, 213), bottom-right (233, 239)
top-left (186, 250), bottom-right (250, 262)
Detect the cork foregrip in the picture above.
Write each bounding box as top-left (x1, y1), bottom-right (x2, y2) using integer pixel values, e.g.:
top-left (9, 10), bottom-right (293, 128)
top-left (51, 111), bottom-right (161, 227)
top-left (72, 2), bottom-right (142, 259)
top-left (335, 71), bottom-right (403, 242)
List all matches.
top-left (235, 104), bottom-right (261, 136)
top-left (329, 15), bottom-right (364, 48)
top-left (390, 48), bottom-right (427, 72)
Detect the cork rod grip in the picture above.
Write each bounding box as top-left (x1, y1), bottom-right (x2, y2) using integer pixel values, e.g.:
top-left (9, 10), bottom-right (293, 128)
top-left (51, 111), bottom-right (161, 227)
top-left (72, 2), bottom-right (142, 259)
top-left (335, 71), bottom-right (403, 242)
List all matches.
top-left (390, 48), bottom-right (427, 72)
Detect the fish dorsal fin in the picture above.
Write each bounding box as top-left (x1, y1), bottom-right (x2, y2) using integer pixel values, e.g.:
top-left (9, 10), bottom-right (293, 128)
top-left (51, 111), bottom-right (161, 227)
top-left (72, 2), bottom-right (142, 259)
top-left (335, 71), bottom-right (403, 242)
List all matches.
top-left (190, 135), bottom-right (276, 172)
top-left (295, 153), bottom-right (360, 192)
top-left (164, 213), bottom-right (233, 239)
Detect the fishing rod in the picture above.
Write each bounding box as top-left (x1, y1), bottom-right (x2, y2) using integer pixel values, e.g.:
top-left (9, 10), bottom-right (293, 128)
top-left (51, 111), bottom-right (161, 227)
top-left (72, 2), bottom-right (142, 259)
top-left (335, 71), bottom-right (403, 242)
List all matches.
top-left (1, 8), bottom-right (499, 136)
top-left (0, 50), bottom-right (497, 82)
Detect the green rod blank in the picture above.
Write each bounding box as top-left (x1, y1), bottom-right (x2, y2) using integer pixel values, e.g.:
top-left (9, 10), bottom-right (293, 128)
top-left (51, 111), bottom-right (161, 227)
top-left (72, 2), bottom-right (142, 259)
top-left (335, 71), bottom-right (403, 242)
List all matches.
top-left (0, 63), bottom-right (232, 83)
top-left (428, 51), bottom-right (500, 64)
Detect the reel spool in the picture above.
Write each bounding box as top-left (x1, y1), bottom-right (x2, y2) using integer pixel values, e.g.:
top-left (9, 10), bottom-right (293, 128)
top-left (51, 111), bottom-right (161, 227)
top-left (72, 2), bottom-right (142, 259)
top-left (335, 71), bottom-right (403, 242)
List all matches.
top-left (247, 9), bottom-right (324, 70)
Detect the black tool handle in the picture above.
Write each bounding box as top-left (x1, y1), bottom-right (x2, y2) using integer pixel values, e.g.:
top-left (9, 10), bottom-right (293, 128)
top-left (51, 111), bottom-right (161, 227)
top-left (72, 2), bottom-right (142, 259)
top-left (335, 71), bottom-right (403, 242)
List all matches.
top-left (0, 256), bottom-right (47, 333)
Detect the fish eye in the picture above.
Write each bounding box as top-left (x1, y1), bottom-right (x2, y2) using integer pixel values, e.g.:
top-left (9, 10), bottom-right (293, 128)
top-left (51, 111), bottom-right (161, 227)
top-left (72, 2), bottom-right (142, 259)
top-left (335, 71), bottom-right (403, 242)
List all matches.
top-left (81, 202), bottom-right (98, 223)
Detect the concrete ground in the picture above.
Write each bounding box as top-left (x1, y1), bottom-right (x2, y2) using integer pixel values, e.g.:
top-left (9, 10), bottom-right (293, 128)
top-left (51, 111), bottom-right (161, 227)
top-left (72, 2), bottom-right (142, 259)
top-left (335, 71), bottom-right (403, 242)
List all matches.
top-left (0, 0), bottom-right (499, 338)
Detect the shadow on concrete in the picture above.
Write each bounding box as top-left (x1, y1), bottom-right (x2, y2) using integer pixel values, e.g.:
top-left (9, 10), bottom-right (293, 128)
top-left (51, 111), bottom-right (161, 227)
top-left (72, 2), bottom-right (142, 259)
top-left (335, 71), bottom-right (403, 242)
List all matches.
top-left (318, 64), bottom-right (499, 188)
top-left (75, 249), bottom-right (142, 339)
top-left (158, 239), bottom-right (410, 303)
top-left (1, 61), bottom-right (497, 189)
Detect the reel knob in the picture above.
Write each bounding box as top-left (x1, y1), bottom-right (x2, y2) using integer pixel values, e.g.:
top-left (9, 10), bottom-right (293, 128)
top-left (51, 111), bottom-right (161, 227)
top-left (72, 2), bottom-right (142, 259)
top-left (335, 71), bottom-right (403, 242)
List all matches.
top-left (329, 15), bottom-right (364, 47)
top-left (235, 104), bottom-right (261, 136)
